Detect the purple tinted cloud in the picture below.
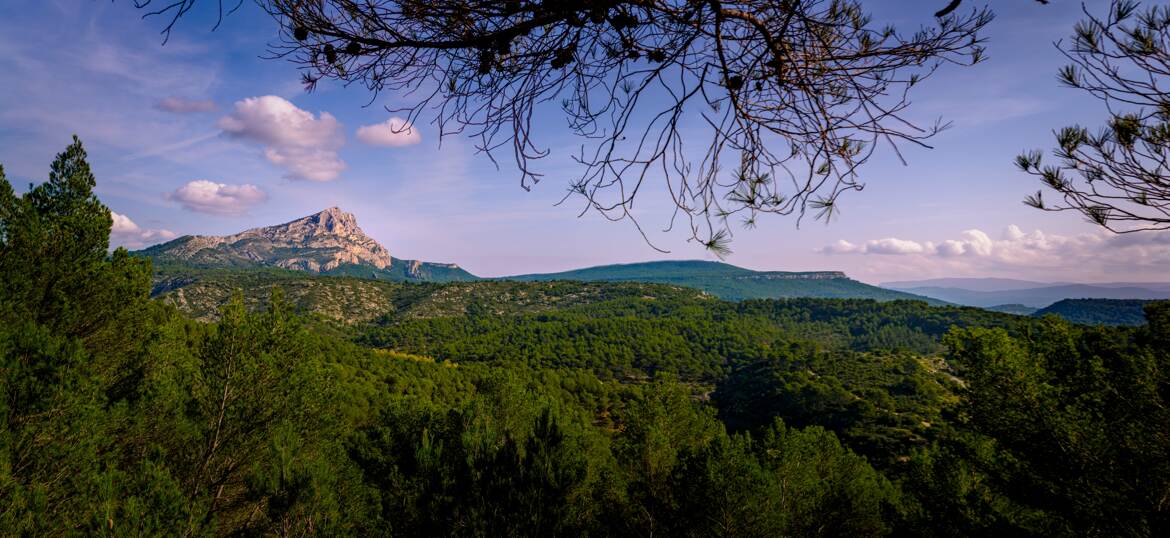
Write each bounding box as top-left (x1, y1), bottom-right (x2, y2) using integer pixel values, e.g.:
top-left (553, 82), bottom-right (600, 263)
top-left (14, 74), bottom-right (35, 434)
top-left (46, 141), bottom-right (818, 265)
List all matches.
top-left (168, 180), bottom-right (267, 215)
top-left (156, 96), bottom-right (218, 114)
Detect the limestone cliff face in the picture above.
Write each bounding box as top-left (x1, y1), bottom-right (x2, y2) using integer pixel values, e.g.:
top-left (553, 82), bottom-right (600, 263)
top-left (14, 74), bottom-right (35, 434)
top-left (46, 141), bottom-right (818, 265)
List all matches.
top-left (149, 207), bottom-right (393, 273)
top-left (401, 259), bottom-right (463, 279)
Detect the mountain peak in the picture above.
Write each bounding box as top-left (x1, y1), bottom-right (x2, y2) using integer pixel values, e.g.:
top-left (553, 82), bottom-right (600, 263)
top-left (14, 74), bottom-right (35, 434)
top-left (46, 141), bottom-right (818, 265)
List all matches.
top-left (281, 206), bottom-right (362, 240)
top-left (312, 206), bottom-right (350, 222)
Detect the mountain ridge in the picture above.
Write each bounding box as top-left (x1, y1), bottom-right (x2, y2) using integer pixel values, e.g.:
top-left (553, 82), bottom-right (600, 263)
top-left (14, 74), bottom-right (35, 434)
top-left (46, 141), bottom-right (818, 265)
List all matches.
top-left (886, 277), bottom-right (1170, 293)
top-left (504, 260), bottom-right (944, 304)
top-left (134, 210), bottom-right (939, 304)
top-left (882, 277), bottom-right (1051, 293)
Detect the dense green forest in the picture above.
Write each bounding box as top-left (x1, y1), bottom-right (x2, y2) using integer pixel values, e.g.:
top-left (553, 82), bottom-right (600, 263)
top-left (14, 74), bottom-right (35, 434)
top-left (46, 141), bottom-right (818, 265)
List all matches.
top-left (1033, 298), bottom-right (1153, 326)
top-left (147, 264), bottom-right (712, 323)
top-left (3, 140), bottom-right (1169, 536)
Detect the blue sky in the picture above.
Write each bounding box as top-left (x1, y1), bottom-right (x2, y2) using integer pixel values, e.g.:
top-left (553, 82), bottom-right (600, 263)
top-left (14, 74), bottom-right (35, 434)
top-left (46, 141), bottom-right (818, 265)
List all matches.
top-left (2, 0), bottom-right (1168, 283)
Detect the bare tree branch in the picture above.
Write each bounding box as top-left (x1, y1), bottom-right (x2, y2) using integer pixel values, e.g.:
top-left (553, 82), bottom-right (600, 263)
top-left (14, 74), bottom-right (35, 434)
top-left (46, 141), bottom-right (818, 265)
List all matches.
top-left (134, 0), bottom-right (994, 253)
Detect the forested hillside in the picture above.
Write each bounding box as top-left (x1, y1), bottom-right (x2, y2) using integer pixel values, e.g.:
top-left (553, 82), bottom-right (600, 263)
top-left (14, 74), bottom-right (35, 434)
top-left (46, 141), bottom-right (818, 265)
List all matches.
top-left (1033, 298), bottom-right (1153, 326)
top-left (148, 264), bottom-right (710, 322)
top-left (3, 141), bottom-right (1169, 536)
top-left (506, 260), bottom-right (944, 303)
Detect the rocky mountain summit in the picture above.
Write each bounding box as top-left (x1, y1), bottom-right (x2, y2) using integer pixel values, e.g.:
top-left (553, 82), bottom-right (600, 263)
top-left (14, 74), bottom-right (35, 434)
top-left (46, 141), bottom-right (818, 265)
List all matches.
top-left (136, 207), bottom-right (477, 282)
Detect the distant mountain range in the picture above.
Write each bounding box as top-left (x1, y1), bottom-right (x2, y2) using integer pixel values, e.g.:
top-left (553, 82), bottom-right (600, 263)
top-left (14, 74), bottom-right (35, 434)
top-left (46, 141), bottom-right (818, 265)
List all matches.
top-left (132, 208), bottom-right (1166, 324)
top-left (883, 277), bottom-right (1170, 309)
top-left (883, 277), bottom-right (1051, 293)
top-left (133, 208), bottom-right (942, 305)
top-left (984, 304), bottom-right (1039, 316)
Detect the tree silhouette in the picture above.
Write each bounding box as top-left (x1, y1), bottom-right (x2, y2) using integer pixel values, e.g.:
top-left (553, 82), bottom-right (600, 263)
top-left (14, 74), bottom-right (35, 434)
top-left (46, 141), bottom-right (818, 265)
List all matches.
top-left (1019, 0), bottom-right (1170, 232)
top-left (135, 1), bottom-right (992, 251)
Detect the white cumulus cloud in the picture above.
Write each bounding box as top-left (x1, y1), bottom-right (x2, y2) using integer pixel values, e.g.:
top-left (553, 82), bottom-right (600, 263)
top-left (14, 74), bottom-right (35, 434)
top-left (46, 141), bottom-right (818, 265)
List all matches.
top-left (356, 116), bottom-right (421, 147)
top-left (218, 96), bottom-right (346, 181)
top-left (867, 238), bottom-right (928, 255)
top-left (168, 179), bottom-right (267, 215)
top-left (156, 96), bottom-right (218, 113)
top-left (110, 211), bottom-right (176, 249)
top-left (819, 237), bottom-right (927, 255)
top-left (821, 239), bottom-right (861, 254)
top-left (110, 212), bottom-right (139, 235)
top-left (819, 225), bottom-right (1170, 281)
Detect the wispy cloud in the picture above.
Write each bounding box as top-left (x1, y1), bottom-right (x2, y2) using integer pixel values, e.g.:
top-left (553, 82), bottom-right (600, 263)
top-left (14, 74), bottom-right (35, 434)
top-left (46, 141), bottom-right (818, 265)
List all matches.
top-left (0, 1), bottom-right (225, 177)
top-left (123, 131), bottom-right (221, 161)
top-left (156, 96), bottom-right (218, 113)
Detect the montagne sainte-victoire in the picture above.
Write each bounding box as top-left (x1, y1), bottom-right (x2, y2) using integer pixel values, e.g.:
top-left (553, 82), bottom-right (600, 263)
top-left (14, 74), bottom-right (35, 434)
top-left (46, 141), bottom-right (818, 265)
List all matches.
top-left (138, 207), bottom-right (477, 282)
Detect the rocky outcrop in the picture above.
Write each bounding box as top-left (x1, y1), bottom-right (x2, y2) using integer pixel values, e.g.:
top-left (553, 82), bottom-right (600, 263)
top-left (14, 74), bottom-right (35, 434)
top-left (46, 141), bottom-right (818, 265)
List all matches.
top-left (406, 259), bottom-right (423, 278)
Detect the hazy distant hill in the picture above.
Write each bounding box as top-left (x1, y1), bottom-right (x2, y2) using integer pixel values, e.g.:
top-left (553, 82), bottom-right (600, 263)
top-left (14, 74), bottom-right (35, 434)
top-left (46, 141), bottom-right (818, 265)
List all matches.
top-left (1033, 299), bottom-right (1152, 326)
top-left (882, 277), bottom-right (1050, 292)
top-left (986, 304), bottom-right (1038, 316)
top-left (886, 282), bottom-right (1170, 308)
top-left (888, 277), bottom-right (1170, 294)
top-left (506, 260), bottom-right (945, 304)
top-left (1067, 282), bottom-right (1170, 292)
